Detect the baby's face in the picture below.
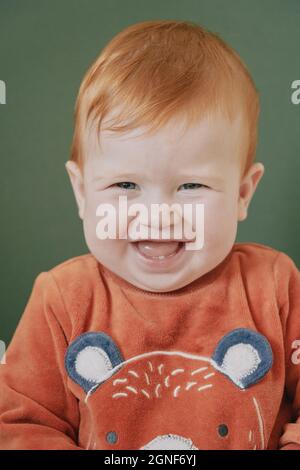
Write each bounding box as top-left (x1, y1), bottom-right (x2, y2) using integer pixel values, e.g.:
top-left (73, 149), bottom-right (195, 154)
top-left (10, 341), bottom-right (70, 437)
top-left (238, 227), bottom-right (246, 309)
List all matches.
top-left (67, 112), bottom-right (263, 292)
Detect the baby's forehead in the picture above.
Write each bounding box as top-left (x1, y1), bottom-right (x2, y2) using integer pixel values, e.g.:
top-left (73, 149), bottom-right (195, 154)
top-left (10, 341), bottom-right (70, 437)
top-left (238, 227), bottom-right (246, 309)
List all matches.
top-left (85, 112), bottom-right (247, 177)
top-left (100, 112), bottom-right (244, 150)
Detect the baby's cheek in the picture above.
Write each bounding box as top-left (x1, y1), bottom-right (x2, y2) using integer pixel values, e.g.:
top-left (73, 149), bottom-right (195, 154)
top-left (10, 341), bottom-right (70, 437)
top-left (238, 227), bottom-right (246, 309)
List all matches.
top-left (203, 200), bottom-right (238, 248)
top-left (83, 207), bottom-right (100, 250)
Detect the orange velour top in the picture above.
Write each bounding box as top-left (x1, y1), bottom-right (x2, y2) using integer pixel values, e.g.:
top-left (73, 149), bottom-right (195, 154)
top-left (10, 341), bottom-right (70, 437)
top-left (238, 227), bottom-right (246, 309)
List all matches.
top-left (0, 242), bottom-right (300, 450)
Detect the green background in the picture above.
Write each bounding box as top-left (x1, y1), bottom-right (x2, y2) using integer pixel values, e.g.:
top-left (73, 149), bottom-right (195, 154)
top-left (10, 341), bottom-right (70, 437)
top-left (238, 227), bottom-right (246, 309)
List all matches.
top-left (0, 0), bottom-right (299, 347)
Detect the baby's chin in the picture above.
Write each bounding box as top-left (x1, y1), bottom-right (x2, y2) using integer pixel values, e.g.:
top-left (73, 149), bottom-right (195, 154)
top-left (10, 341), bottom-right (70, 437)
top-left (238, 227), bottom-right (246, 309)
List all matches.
top-left (95, 253), bottom-right (205, 293)
top-left (127, 276), bottom-right (197, 293)
top-left (119, 263), bottom-right (212, 293)
top-left (88, 237), bottom-right (232, 293)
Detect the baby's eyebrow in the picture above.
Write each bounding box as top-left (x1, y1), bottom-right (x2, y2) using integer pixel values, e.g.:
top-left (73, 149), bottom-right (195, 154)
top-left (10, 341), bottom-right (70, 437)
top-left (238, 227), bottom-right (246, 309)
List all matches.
top-left (91, 172), bottom-right (144, 182)
top-left (178, 174), bottom-right (224, 185)
top-left (90, 173), bottom-right (225, 187)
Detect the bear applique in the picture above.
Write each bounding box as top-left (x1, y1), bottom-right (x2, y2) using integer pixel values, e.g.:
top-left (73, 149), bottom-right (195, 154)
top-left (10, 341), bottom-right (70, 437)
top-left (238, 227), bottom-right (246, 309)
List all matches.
top-left (65, 328), bottom-right (273, 450)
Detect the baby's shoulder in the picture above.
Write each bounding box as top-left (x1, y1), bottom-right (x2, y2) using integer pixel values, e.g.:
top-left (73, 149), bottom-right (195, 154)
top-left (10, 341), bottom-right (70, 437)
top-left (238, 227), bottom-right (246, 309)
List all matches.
top-left (45, 252), bottom-right (103, 297)
top-left (37, 253), bottom-right (106, 336)
top-left (232, 241), bottom-right (287, 268)
top-left (48, 252), bottom-right (98, 277)
top-left (37, 252), bottom-right (100, 299)
top-left (233, 241), bottom-right (280, 257)
top-left (231, 241), bottom-right (299, 286)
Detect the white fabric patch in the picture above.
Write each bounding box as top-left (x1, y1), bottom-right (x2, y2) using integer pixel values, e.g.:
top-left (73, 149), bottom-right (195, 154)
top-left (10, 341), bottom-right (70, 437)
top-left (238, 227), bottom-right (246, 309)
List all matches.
top-left (140, 434), bottom-right (198, 450)
top-left (75, 346), bottom-right (112, 383)
top-left (221, 343), bottom-right (261, 384)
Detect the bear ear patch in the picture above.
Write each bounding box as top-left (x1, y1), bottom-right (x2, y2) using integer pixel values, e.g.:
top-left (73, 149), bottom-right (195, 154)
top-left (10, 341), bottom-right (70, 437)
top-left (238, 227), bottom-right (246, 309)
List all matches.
top-left (211, 328), bottom-right (273, 389)
top-left (65, 332), bottom-right (124, 393)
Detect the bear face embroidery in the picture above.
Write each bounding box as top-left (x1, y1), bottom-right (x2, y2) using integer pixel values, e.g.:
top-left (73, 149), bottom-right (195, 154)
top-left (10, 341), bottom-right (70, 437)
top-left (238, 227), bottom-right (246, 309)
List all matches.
top-left (65, 328), bottom-right (273, 450)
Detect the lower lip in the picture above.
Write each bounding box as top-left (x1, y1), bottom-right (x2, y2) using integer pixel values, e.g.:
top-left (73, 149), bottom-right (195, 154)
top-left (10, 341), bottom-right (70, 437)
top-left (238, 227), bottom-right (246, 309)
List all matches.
top-left (130, 242), bottom-right (186, 269)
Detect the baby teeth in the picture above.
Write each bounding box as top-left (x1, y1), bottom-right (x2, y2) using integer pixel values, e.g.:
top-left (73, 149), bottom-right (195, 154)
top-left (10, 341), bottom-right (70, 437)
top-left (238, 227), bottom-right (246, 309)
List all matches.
top-left (150, 250), bottom-right (182, 260)
top-left (148, 255), bottom-right (167, 260)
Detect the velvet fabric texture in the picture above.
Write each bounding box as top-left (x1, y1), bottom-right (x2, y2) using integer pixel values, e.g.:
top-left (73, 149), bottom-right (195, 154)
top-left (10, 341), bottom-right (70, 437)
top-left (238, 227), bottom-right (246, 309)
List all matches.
top-left (0, 242), bottom-right (299, 449)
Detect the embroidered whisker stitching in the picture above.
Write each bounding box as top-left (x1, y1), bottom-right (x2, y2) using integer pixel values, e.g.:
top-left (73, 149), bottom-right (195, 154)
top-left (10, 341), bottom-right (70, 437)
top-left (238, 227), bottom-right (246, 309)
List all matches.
top-left (148, 361), bottom-right (153, 372)
top-left (84, 351), bottom-right (212, 403)
top-left (141, 389), bottom-right (151, 399)
top-left (113, 378), bottom-right (127, 385)
top-left (249, 430), bottom-right (253, 442)
top-left (86, 351), bottom-right (212, 399)
top-left (144, 372), bottom-right (151, 385)
top-left (128, 370), bottom-right (139, 378)
top-left (185, 381), bottom-right (197, 390)
top-left (191, 366), bottom-right (208, 375)
top-left (112, 392), bottom-right (128, 398)
top-left (197, 384), bottom-right (213, 392)
top-left (164, 375), bottom-right (170, 387)
top-left (173, 385), bottom-right (181, 397)
top-left (203, 372), bottom-right (215, 379)
top-left (158, 364), bottom-right (164, 375)
top-left (155, 384), bottom-right (161, 397)
top-left (125, 386), bottom-right (138, 394)
top-left (171, 368), bottom-right (185, 376)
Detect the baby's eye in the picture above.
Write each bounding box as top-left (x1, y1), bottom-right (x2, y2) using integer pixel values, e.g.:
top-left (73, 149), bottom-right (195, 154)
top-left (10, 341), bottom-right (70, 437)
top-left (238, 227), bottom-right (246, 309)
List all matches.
top-left (115, 181), bottom-right (137, 190)
top-left (178, 183), bottom-right (208, 191)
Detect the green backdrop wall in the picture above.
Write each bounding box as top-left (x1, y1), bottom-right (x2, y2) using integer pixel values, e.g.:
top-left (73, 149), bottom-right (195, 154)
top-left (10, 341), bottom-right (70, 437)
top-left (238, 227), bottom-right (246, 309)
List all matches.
top-left (0, 0), bottom-right (299, 347)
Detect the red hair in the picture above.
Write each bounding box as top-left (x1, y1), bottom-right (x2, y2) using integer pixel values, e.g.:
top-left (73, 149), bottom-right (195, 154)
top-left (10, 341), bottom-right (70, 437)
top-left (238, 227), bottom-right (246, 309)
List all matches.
top-left (70, 20), bottom-right (260, 175)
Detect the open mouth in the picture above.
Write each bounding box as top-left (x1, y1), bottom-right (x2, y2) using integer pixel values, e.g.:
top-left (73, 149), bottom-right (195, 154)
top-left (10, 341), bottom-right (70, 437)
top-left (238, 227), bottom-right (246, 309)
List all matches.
top-left (130, 240), bottom-right (186, 267)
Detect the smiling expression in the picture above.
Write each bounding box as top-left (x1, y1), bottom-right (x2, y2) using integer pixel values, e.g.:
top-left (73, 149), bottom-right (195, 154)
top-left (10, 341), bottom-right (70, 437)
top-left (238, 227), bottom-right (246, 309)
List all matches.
top-left (66, 110), bottom-right (263, 292)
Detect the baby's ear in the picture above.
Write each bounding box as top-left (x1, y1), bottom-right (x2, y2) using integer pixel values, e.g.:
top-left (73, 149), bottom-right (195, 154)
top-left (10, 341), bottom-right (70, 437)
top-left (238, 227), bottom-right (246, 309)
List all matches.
top-left (65, 160), bottom-right (85, 220)
top-left (238, 162), bottom-right (264, 221)
top-left (211, 328), bottom-right (273, 389)
top-left (65, 332), bottom-right (124, 393)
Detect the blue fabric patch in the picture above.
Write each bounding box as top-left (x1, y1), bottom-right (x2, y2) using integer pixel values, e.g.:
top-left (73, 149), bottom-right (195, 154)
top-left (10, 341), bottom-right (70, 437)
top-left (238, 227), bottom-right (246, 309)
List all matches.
top-left (64, 331), bottom-right (124, 393)
top-left (211, 328), bottom-right (273, 389)
top-left (106, 431), bottom-right (118, 444)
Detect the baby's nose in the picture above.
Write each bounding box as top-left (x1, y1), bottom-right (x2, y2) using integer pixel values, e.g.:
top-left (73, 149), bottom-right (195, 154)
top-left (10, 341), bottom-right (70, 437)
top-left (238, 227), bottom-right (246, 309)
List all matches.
top-left (129, 205), bottom-right (187, 241)
top-left (147, 208), bottom-right (181, 229)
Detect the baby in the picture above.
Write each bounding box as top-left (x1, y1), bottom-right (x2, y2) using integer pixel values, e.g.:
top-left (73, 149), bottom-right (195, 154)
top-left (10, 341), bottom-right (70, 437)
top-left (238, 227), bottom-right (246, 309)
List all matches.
top-left (0, 20), bottom-right (299, 450)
